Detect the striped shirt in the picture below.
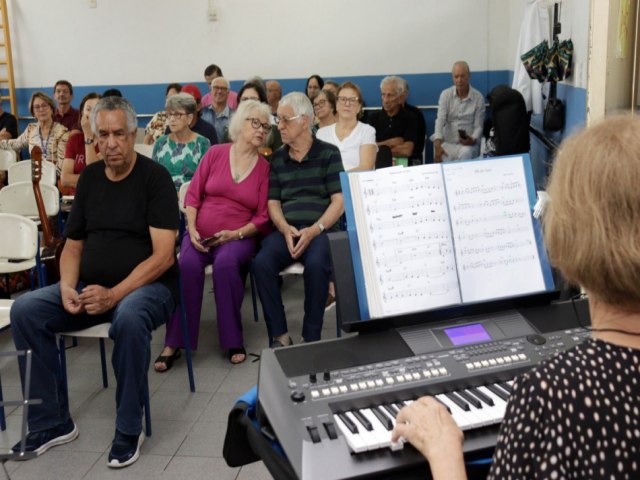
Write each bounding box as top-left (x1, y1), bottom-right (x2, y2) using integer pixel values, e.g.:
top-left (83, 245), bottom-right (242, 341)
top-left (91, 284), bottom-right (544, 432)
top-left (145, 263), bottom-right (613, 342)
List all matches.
top-left (269, 138), bottom-right (343, 229)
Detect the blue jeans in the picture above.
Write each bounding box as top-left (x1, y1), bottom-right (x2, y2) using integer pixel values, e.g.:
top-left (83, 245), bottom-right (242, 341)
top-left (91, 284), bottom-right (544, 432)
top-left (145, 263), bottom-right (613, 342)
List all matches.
top-left (10, 282), bottom-right (174, 435)
top-left (253, 231), bottom-right (331, 343)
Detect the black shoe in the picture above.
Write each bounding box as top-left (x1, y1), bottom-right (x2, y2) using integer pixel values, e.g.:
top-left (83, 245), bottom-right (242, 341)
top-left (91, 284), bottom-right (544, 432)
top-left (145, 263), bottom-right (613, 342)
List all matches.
top-left (107, 430), bottom-right (144, 468)
top-left (11, 418), bottom-right (78, 458)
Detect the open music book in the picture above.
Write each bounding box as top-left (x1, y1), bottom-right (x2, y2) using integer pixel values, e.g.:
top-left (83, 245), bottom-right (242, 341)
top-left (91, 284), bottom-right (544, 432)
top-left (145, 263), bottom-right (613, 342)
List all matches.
top-left (341, 155), bottom-right (555, 319)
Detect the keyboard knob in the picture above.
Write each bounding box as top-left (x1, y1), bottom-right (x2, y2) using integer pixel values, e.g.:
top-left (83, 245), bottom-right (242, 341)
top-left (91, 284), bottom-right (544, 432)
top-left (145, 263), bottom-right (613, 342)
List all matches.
top-left (290, 390), bottom-right (305, 403)
top-left (323, 370), bottom-right (331, 381)
top-left (309, 373), bottom-right (317, 383)
top-left (526, 334), bottom-right (546, 345)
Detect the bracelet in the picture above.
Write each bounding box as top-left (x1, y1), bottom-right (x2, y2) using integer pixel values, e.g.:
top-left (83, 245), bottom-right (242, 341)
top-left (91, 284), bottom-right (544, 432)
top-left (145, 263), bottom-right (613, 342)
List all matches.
top-left (238, 230), bottom-right (244, 240)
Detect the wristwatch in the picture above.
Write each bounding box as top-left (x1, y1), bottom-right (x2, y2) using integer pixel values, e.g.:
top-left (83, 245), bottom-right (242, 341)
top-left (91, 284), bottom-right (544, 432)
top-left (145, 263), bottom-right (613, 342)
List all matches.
top-left (84, 138), bottom-right (94, 145)
top-left (238, 230), bottom-right (244, 240)
top-left (317, 222), bottom-right (325, 233)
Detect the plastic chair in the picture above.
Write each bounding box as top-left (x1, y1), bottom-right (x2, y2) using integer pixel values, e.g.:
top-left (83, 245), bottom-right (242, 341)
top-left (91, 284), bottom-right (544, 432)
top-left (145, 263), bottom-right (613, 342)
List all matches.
top-left (0, 181), bottom-right (60, 219)
top-left (8, 160), bottom-right (56, 186)
top-left (0, 213), bottom-right (44, 290)
top-left (178, 181), bottom-right (190, 241)
top-left (57, 324), bottom-right (153, 436)
top-left (134, 143), bottom-right (154, 159)
top-left (0, 150), bottom-right (17, 171)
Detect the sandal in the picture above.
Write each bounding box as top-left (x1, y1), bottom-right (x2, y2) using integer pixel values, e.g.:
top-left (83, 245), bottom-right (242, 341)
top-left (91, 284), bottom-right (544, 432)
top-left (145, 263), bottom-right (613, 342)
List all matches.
top-left (228, 347), bottom-right (246, 365)
top-left (154, 349), bottom-right (181, 372)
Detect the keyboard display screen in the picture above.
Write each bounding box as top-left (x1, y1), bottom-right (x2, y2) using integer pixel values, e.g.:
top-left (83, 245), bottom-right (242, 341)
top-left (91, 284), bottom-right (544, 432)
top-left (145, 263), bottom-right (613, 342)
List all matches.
top-left (444, 323), bottom-right (492, 346)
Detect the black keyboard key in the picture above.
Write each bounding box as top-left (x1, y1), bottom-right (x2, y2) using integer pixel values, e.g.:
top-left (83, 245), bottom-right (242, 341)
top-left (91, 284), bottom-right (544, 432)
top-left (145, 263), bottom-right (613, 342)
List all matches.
top-left (337, 412), bottom-right (358, 434)
top-left (499, 381), bottom-right (513, 394)
top-left (469, 387), bottom-right (494, 407)
top-left (445, 391), bottom-right (470, 412)
top-left (382, 404), bottom-right (398, 419)
top-left (372, 406), bottom-right (393, 430)
top-left (457, 389), bottom-right (482, 409)
top-left (486, 383), bottom-right (509, 402)
top-left (434, 397), bottom-right (451, 414)
top-left (352, 409), bottom-right (373, 431)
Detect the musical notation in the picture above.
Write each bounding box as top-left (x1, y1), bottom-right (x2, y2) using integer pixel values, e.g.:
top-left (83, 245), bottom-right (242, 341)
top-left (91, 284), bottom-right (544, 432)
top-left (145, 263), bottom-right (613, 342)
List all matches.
top-left (452, 180), bottom-right (522, 197)
top-left (460, 254), bottom-right (537, 271)
top-left (382, 281), bottom-right (459, 301)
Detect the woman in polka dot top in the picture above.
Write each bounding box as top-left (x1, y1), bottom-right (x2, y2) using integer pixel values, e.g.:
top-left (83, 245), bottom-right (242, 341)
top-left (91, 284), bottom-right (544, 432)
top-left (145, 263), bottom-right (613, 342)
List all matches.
top-left (391, 115), bottom-right (640, 479)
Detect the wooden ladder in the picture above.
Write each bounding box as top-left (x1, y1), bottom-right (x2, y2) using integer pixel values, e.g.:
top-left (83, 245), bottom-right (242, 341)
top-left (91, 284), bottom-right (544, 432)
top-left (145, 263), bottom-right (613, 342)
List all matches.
top-left (0, 0), bottom-right (16, 115)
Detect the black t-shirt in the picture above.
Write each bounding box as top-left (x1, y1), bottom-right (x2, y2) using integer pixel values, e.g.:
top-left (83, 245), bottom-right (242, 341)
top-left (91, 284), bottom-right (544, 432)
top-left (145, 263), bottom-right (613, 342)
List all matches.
top-left (65, 154), bottom-right (180, 301)
top-left (366, 107), bottom-right (419, 148)
top-left (0, 111), bottom-right (18, 139)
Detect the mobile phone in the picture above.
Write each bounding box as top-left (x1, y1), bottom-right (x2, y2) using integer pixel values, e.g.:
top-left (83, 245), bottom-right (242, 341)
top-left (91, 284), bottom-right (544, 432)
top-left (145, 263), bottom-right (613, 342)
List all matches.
top-left (458, 129), bottom-right (468, 139)
top-left (200, 236), bottom-right (216, 247)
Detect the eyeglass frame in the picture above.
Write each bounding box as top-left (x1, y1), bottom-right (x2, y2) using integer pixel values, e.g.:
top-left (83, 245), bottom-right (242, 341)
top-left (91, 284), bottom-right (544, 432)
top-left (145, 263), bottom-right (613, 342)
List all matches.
top-left (166, 111), bottom-right (191, 119)
top-left (246, 117), bottom-right (271, 133)
top-left (337, 96), bottom-right (359, 105)
top-left (274, 114), bottom-right (303, 125)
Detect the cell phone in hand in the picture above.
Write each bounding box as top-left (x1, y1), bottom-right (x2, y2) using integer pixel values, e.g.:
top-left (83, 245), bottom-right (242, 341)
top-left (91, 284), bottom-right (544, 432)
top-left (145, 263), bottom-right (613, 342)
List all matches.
top-left (458, 129), bottom-right (468, 139)
top-left (200, 236), bottom-right (216, 247)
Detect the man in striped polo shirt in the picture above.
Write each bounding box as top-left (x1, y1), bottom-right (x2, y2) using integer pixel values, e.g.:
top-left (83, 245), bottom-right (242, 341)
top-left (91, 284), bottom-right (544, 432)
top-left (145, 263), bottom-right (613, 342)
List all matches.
top-left (253, 92), bottom-right (344, 348)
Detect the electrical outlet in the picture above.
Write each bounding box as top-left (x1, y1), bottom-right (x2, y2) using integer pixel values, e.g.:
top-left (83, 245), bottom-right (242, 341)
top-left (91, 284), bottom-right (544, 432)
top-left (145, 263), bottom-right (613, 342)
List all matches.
top-left (208, 7), bottom-right (218, 21)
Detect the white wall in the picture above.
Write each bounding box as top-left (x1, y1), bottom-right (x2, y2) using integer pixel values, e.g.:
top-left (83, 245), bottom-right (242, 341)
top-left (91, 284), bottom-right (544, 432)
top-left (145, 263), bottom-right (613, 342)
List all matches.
top-left (7, 0), bottom-right (521, 88)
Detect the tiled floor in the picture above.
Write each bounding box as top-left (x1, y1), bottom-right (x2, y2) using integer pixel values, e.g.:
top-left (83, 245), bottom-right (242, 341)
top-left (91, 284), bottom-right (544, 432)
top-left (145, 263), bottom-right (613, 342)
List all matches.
top-left (0, 275), bottom-right (341, 479)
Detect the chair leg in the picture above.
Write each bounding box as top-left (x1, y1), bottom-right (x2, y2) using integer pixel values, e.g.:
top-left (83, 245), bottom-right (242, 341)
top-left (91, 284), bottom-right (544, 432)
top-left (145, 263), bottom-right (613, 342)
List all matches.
top-left (58, 336), bottom-right (69, 394)
top-left (0, 373), bottom-right (6, 431)
top-left (143, 375), bottom-right (151, 437)
top-left (99, 338), bottom-right (108, 388)
top-left (249, 262), bottom-right (260, 323)
top-left (178, 274), bottom-right (196, 392)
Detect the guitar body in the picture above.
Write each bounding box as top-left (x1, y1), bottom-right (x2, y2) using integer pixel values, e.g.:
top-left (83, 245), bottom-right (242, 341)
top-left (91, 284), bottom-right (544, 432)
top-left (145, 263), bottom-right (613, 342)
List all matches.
top-left (31, 146), bottom-right (64, 282)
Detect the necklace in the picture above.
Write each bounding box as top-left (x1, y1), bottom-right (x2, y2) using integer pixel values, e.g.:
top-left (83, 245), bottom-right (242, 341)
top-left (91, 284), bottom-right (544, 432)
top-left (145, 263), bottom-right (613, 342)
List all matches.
top-left (231, 146), bottom-right (257, 184)
top-left (591, 327), bottom-right (640, 336)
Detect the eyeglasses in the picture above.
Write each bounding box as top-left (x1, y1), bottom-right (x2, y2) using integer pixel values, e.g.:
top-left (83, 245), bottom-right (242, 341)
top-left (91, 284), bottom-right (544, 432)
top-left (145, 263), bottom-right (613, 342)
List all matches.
top-left (337, 96), bottom-right (359, 105)
top-left (212, 86), bottom-right (228, 91)
top-left (313, 100), bottom-right (327, 109)
top-left (33, 104), bottom-right (50, 111)
top-left (246, 117), bottom-right (271, 132)
top-left (166, 112), bottom-right (189, 119)
top-left (274, 114), bottom-right (302, 125)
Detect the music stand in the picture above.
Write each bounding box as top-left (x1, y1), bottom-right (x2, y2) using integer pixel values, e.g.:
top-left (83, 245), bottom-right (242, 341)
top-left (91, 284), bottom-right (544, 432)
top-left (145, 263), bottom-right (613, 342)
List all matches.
top-left (0, 349), bottom-right (42, 468)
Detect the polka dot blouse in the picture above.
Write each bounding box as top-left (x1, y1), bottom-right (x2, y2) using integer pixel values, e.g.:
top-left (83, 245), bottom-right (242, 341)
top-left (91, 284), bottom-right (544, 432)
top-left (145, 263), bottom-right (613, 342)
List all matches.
top-left (488, 338), bottom-right (640, 479)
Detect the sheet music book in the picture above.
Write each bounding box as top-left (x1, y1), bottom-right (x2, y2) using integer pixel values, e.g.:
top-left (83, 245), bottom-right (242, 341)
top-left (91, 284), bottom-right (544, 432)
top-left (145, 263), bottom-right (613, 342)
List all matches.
top-left (341, 155), bottom-right (555, 319)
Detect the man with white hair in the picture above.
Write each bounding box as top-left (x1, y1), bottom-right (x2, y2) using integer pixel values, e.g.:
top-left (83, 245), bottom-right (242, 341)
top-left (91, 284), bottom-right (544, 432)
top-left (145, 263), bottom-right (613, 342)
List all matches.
top-left (253, 92), bottom-right (344, 348)
top-left (201, 76), bottom-right (234, 141)
top-left (431, 61), bottom-right (485, 162)
top-left (366, 75), bottom-right (418, 159)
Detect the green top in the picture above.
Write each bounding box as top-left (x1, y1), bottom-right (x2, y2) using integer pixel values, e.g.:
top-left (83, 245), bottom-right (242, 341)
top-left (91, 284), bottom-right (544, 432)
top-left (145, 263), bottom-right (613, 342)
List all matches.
top-left (152, 133), bottom-right (210, 190)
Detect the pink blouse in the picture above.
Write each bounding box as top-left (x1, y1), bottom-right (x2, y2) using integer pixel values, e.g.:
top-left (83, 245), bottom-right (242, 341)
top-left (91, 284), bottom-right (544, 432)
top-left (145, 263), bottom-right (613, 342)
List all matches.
top-left (185, 143), bottom-right (271, 238)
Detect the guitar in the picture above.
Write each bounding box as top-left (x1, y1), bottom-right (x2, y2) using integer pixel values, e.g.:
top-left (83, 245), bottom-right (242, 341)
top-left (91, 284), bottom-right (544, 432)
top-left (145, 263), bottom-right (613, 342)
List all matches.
top-left (31, 146), bottom-right (64, 278)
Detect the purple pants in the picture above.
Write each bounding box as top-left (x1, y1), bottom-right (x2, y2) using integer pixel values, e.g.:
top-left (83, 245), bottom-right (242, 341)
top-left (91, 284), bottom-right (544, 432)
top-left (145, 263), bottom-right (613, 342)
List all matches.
top-left (165, 233), bottom-right (255, 351)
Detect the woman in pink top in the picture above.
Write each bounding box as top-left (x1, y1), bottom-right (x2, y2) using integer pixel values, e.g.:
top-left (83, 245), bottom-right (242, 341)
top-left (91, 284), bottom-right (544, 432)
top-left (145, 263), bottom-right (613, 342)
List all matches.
top-left (155, 100), bottom-right (271, 369)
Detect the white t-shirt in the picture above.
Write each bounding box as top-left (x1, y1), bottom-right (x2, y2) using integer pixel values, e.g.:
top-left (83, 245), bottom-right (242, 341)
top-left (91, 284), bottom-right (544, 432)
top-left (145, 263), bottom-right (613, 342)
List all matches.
top-left (316, 122), bottom-right (377, 171)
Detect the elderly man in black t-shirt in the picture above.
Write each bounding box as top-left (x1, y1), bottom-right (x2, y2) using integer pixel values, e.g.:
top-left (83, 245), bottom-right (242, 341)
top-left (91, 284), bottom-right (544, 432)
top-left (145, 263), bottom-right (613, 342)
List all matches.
top-left (10, 97), bottom-right (179, 468)
top-left (366, 75), bottom-right (419, 160)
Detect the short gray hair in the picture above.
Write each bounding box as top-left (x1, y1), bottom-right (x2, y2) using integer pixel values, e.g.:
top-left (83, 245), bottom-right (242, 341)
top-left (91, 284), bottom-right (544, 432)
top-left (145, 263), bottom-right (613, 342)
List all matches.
top-left (452, 61), bottom-right (470, 74)
top-left (211, 76), bottom-right (230, 89)
top-left (279, 92), bottom-right (314, 132)
top-left (90, 96), bottom-right (137, 134)
top-left (228, 99), bottom-right (272, 142)
top-left (165, 92), bottom-right (197, 115)
top-left (380, 76), bottom-right (407, 96)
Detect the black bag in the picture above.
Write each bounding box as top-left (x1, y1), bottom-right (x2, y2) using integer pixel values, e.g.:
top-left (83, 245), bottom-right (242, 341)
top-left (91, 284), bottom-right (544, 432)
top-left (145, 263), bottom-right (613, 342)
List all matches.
top-left (487, 85), bottom-right (530, 156)
top-left (543, 97), bottom-right (564, 131)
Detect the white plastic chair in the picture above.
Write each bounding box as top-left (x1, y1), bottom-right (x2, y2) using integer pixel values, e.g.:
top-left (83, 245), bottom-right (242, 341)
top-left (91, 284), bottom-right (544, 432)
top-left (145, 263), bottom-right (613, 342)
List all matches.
top-left (0, 150), bottom-right (17, 171)
top-left (8, 160), bottom-right (56, 186)
top-left (0, 181), bottom-right (60, 219)
top-left (58, 324), bottom-right (153, 435)
top-left (134, 143), bottom-right (154, 159)
top-left (0, 213), bottom-right (39, 282)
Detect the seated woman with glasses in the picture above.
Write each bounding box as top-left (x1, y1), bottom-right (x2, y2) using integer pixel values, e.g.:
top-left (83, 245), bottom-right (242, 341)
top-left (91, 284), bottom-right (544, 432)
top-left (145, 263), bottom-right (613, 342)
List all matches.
top-left (391, 115), bottom-right (640, 479)
top-left (313, 90), bottom-right (337, 132)
top-left (237, 81), bottom-right (282, 158)
top-left (316, 81), bottom-right (376, 172)
top-left (0, 92), bottom-right (69, 176)
top-left (152, 92), bottom-right (210, 191)
top-left (155, 99), bottom-right (271, 370)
